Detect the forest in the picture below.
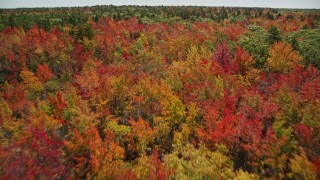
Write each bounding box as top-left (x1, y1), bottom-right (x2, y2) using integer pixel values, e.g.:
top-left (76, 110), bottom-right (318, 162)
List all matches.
top-left (0, 5), bottom-right (320, 179)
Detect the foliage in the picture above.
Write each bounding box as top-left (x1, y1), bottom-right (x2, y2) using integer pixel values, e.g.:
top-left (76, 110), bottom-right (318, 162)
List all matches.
top-left (238, 25), bottom-right (269, 68)
top-left (164, 144), bottom-right (256, 179)
top-left (0, 5), bottom-right (319, 179)
top-left (289, 152), bottom-right (317, 179)
top-left (267, 26), bottom-right (282, 45)
top-left (266, 42), bottom-right (302, 73)
top-left (286, 29), bottom-right (320, 69)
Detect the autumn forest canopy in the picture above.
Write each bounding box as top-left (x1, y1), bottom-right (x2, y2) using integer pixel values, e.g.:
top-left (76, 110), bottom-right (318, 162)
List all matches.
top-left (0, 5), bottom-right (320, 179)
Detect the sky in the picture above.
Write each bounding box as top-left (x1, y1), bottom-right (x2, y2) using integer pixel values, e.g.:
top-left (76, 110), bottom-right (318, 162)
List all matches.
top-left (1, 0), bottom-right (320, 9)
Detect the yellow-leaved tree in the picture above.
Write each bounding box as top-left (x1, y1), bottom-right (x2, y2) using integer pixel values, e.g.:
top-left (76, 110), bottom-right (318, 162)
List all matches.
top-left (266, 42), bottom-right (302, 73)
top-left (20, 70), bottom-right (44, 100)
top-left (289, 152), bottom-right (317, 180)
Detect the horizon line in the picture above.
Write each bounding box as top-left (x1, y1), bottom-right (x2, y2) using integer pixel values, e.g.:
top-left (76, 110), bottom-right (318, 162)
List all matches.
top-left (1, 4), bottom-right (320, 10)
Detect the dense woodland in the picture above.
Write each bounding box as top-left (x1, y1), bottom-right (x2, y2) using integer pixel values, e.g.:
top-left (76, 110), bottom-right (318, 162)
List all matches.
top-left (0, 5), bottom-right (320, 179)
